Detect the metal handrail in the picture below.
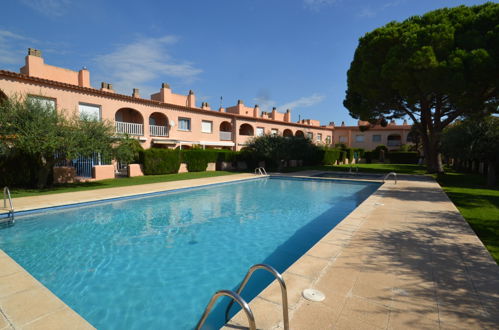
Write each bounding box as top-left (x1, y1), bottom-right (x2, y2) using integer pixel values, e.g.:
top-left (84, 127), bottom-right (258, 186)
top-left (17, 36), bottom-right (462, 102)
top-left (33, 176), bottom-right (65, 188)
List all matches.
top-left (196, 290), bottom-right (256, 330)
top-left (383, 172), bottom-right (397, 184)
top-left (3, 187), bottom-right (13, 212)
top-left (225, 264), bottom-right (289, 330)
top-left (254, 167), bottom-right (268, 175)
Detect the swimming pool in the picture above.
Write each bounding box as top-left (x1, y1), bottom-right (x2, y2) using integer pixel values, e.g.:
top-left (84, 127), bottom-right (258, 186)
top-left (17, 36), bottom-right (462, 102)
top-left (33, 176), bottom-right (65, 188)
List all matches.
top-left (0, 177), bottom-right (379, 329)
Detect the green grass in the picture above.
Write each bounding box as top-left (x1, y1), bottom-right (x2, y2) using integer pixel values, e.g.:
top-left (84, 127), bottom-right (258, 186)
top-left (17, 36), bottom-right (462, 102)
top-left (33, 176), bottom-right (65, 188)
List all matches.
top-left (282, 163), bottom-right (428, 175)
top-left (436, 171), bottom-right (499, 263)
top-left (10, 171), bottom-right (237, 198)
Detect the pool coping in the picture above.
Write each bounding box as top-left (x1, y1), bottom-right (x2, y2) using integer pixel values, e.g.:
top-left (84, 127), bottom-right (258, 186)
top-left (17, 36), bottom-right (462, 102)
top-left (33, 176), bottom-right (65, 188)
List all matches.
top-left (1, 171), bottom-right (497, 329)
top-left (0, 173), bottom-right (258, 329)
top-left (225, 171), bottom-right (499, 329)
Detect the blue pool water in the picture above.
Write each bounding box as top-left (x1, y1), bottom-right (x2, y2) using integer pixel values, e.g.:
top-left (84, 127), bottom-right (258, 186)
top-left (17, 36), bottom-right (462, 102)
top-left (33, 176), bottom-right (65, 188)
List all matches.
top-left (0, 177), bottom-right (379, 329)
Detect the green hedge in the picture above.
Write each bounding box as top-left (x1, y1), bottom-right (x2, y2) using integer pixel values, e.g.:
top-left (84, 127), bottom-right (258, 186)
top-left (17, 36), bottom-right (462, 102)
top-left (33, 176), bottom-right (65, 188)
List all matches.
top-left (388, 151), bottom-right (419, 164)
top-left (323, 148), bottom-right (342, 165)
top-left (365, 151), bottom-right (373, 163)
top-left (345, 148), bottom-right (354, 163)
top-left (181, 150), bottom-right (214, 172)
top-left (140, 148), bottom-right (181, 174)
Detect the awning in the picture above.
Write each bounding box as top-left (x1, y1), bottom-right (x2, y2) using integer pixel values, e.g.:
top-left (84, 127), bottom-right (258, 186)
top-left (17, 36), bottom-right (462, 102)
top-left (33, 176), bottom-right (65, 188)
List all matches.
top-left (199, 141), bottom-right (235, 147)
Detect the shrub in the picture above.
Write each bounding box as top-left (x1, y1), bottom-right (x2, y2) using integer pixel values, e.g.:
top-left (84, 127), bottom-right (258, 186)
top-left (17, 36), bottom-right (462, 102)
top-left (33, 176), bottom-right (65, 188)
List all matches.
top-left (353, 148), bottom-right (365, 159)
top-left (388, 151), bottom-right (419, 164)
top-left (215, 150), bottom-right (238, 162)
top-left (365, 151), bottom-right (373, 163)
top-left (372, 145), bottom-right (388, 159)
top-left (181, 150), bottom-right (214, 172)
top-left (323, 148), bottom-right (341, 165)
top-left (339, 151), bottom-right (347, 163)
top-left (345, 148), bottom-right (355, 163)
top-left (140, 148), bottom-right (181, 174)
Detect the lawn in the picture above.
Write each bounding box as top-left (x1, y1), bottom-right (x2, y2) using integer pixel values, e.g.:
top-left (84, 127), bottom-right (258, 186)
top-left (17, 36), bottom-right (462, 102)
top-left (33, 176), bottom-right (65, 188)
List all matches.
top-left (282, 163), bottom-right (428, 175)
top-left (436, 171), bottom-right (499, 263)
top-left (9, 171), bottom-right (237, 198)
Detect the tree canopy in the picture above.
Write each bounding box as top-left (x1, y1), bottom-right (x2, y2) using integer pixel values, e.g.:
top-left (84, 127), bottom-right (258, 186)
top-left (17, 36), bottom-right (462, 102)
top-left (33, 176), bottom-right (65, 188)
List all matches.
top-left (0, 96), bottom-right (116, 188)
top-left (441, 116), bottom-right (499, 186)
top-left (343, 3), bottom-right (499, 172)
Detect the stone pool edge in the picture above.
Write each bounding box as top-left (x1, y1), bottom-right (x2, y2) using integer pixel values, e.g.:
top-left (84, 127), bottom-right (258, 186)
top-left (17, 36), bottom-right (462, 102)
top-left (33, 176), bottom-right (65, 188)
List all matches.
top-left (0, 173), bottom-right (259, 329)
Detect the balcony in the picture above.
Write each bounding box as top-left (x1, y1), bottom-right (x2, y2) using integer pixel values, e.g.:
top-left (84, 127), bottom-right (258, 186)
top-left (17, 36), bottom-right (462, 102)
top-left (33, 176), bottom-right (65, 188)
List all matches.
top-left (150, 125), bottom-right (169, 137)
top-left (387, 140), bottom-right (402, 146)
top-left (220, 131), bottom-right (232, 141)
top-left (115, 121), bottom-right (143, 136)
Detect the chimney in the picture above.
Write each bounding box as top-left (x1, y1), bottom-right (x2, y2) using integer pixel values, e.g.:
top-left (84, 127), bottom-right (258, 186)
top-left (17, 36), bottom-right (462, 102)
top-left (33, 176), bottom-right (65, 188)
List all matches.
top-left (341, 121), bottom-right (345, 127)
top-left (403, 119), bottom-right (408, 125)
top-left (284, 109), bottom-right (291, 122)
top-left (253, 104), bottom-right (260, 118)
top-left (187, 90), bottom-right (195, 107)
top-left (27, 48), bottom-right (42, 57)
top-left (100, 82), bottom-right (114, 92)
top-left (78, 67), bottom-right (90, 88)
top-left (329, 121), bottom-right (335, 127)
top-left (132, 88), bottom-right (140, 98)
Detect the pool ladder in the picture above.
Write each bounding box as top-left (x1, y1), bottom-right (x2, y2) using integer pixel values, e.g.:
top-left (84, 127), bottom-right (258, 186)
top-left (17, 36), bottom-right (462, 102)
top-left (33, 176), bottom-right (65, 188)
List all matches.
top-left (1, 186), bottom-right (15, 224)
top-left (196, 263), bottom-right (289, 330)
top-left (254, 167), bottom-right (268, 175)
top-left (383, 172), bottom-right (397, 184)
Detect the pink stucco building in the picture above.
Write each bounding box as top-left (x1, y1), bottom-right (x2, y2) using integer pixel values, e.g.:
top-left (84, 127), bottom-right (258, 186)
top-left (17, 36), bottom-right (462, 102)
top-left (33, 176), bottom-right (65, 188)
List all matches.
top-left (0, 49), bottom-right (410, 152)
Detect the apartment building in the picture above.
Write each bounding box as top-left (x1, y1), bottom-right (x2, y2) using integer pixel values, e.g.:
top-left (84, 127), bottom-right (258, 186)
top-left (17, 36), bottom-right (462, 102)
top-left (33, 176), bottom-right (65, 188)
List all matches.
top-left (0, 49), bottom-right (411, 153)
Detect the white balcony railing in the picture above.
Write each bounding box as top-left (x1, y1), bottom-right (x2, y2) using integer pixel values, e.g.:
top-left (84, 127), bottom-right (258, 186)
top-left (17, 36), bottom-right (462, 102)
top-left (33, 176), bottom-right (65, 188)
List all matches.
top-left (220, 131), bottom-right (232, 141)
top-left (387, 140), bottom-right (402, 146)
top-left (150, 125), bottom-right (169, 137)
top-left (115, 121), bottom-right (144, 136)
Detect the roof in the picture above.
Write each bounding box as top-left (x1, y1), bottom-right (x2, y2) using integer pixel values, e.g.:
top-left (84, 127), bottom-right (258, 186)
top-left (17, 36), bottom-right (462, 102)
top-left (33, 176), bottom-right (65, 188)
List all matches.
top-left (0, 70), bottom-right (333, 132)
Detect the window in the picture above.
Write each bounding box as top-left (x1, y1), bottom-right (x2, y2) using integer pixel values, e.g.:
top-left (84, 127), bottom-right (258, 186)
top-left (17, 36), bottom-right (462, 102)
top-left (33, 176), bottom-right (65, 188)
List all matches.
top-left (27, 95), bottom-right (55, 110)
top-left (307, 132), bottom-right (313, 140)
top-left (326, 136), bottom-right (332, 144)
top-left (79, 103), bottom-right (100, 121)
top-left (178, 117), bottom-right (191, 131)
top-left (355, 135), bottom-right (364, 142)
top-left (372, 135), bottom-right (381, 142)
top-left (339, 136), bottom-right (347, 143)
top-left (271, 128), bottom-right (278, 136)
top-left (256, 127), bottom-right (264, 136)
top-left (317, 133), bottom-right (322, 141)
top-left (201, 120), bottom-right (212, 133)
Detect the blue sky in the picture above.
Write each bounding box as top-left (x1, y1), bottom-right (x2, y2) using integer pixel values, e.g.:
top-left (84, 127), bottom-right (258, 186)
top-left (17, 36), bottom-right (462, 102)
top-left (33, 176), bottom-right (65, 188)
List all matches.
top-left (0, 0), bottom-right (492, 125)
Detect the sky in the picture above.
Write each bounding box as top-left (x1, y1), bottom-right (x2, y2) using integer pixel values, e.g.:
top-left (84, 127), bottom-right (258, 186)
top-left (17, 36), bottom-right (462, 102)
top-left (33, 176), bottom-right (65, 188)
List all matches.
top-left (0, 0), bottom-right (493, 125)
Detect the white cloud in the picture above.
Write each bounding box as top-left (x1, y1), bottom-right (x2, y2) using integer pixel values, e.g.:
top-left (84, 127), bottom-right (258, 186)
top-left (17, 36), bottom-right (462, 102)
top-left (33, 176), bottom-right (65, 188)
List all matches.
top-left (0, 29), bottom-right (36, 65)
top-left (303, 0), bottom-right (338, 11)
top-left (279, 93), bottom-right (325, 111)
top-left (18, 0), bottom-right (72, 17)
top-left (93, 36), bottom-right (202, 96)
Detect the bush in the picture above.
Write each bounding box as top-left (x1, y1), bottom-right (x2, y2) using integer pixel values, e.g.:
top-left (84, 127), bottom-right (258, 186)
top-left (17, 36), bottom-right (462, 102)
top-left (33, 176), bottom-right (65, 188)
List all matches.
top-left (181, 149), bottom-right (214, 172)
top-left (140, 148), bottom-right (181, 174)
top-left (365, 151), bottom-right (373, 163)
top-left (372, 145), bottom-right (388, 159)
top-left (215, 150), bottom-right (238, 162)
top-left (339, 151), bottom-right (347, 163)
top-left (345, 148), bottom-right (354, 163)
top-left (323, 148), bottom-right (342, 165)
top-left (353, 148), bottom-right (365, 159)
top-left (388, 151), bottom-right (419, 164)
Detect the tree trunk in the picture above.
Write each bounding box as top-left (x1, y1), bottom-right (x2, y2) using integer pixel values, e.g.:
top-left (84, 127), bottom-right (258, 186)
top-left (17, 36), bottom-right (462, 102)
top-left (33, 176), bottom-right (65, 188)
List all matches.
top-left (35, 155), bottom-right (55, 189)
top-left (422, 134), bottom-right (444, 173)
top-left (487, 161), bottom-right (497, 187)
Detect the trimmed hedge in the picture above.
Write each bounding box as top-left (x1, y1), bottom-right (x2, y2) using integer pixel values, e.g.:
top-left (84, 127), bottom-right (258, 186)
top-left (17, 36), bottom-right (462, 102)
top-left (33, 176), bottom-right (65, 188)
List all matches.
top-left (140, 148), bottom-right (181, 174)
top-left (365, 151), bottom-right (373, 163)
top-left (388, 151), bottom-right (419, 164)
top-left (323, 148), bottom-right (342, 165)
top-left (181, 150), bottom-right (214, 172)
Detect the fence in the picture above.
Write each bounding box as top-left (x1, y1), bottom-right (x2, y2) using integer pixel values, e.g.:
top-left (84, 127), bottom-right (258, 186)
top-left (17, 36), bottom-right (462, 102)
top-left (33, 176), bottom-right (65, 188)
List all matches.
top-left (56, 153), bottom-right (112, 178)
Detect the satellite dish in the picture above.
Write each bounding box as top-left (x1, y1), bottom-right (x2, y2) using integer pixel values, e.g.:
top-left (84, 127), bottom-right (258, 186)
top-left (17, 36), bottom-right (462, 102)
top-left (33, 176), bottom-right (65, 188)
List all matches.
top-left (169, 120), bottom-right (175, 127)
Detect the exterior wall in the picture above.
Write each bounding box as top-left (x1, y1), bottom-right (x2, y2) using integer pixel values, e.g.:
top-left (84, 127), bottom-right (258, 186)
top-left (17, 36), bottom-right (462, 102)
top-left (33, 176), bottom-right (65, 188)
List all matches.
top-left (20, 55), bottom-right (90, 88)
top-left (0, 72), bottom-right (334, 151)
top-left (0, 50), bottom-right (409, 155)
top-left (334, 124), bottom-right (411, 151)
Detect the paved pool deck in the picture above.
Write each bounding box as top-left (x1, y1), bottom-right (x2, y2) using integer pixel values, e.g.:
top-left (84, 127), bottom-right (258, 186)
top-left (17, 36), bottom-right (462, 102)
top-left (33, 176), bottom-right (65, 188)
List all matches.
top-left (1, 172), bottom-right (498, 329)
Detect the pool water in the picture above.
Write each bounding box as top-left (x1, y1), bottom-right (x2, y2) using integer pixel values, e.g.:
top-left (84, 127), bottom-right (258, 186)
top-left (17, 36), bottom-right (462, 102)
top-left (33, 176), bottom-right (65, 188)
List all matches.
top-left (0, 177), bottom-right (379, 329)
